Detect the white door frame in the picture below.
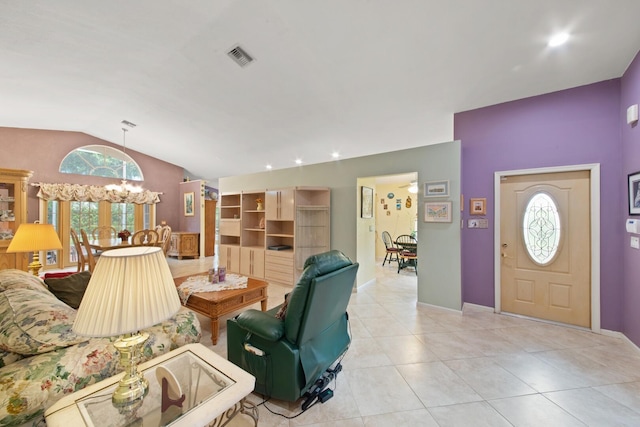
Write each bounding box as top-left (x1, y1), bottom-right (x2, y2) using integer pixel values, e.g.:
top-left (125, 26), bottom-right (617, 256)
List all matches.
top-left (494, 163), bottom-right (601, 332)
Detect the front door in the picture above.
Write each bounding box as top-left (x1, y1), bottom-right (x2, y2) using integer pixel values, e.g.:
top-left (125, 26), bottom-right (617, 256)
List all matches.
top-left (500, 171), bottom-right (591, 327)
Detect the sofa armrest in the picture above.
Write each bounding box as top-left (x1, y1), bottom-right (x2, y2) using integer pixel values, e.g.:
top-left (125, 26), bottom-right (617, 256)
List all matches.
top-left (236, 309), bottom-right (284, 342)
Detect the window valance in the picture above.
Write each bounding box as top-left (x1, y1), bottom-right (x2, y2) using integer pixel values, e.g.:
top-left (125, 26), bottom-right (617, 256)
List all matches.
top-left (32, 183), bottom-right (162, 204)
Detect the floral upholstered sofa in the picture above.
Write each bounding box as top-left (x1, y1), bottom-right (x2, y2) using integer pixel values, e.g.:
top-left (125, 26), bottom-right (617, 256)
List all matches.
top-left (0, 269), bottom-right (201, 427)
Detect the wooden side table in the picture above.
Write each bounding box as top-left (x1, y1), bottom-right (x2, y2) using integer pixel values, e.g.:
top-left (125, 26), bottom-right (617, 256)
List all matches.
top-left (167, 232), bottom-right (199, 259)
top-left (44, 343), bottom-right (257, 426)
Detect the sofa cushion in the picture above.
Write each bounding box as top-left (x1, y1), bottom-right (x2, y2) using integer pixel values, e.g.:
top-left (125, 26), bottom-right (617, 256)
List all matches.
top-left (44, 271), bottom-right (91, 309)
top-left (0, 349), bottom-right (23, 368)
top-left (0, 269), bottom-right (50, 295)
top-left (0, 288), bottom-right (87, 355)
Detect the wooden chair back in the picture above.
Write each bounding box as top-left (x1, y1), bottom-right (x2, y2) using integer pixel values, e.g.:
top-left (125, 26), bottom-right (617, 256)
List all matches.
top-left (132, 229), bottom-right (160, 246)
top-left (92, 226), bottom-right (117, 239)
top-left (158, 225), bottom-right (172, 255)
top-left (80, 229), bottom-right (99, 273)
top-left (70, 229), bottom-right (88, 272)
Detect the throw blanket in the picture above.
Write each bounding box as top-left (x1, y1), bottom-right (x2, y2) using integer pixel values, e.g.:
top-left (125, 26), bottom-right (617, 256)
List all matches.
top-left (177, 274), bottom-right (248, 305)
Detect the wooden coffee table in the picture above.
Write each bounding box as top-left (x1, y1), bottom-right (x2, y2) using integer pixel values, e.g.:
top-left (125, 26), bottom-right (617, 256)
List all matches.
top-left (174, 274), bottom-right (268, 345)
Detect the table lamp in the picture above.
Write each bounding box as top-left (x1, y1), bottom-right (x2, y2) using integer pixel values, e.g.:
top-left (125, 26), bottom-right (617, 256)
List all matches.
top-left (6, 222), bottom-right (63, 276)
top-left (73, 246), bottom-right (181, 411)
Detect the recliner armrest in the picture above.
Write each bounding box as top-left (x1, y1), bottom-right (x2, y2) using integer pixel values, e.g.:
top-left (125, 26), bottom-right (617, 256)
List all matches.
top-left (236, 309), bottom-right (285, 341)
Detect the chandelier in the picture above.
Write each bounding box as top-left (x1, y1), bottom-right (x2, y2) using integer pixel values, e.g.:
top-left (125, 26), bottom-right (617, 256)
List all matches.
top-left (105, 128), bottom-right (143, 196)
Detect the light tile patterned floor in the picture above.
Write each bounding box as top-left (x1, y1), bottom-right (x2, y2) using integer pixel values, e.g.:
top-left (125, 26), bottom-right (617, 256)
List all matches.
top-left (167, 256), bottom-right (640, 426)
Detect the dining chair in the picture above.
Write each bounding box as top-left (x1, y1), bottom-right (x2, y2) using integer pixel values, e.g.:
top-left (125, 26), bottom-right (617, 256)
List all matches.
top-left (80, 229), bottom-right (100, 273)
top-left (132, 229), bottom-right (160, 246)
top-left (91, 226), bottom-right (117, 240)
top-left (69, 229), bottom-right (89, 272)
top-left (381, 231), bottom-right (399, 266)
top-left (158, 225), bottom-right (172, 255)
top-left (395, 234), bottom-right (417, 274)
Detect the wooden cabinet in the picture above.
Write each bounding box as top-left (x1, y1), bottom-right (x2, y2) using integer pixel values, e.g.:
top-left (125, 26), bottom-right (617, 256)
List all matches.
top-left (167, 232), bottom-right (199, 259)
top-left (220, 187), bottom-right (330, 286)
top-left (219, 244), bottom-right (240, 273)
top-left (240, 247), bottom-right (264, 278)
top-left (0, 168), bottom-right (32, 271)
top-left (218, 193), bottom-right (241, 273)
top-left (203, 200), bottom-right (216, 257)
top-left (266, 188), bottom-right (294, 221)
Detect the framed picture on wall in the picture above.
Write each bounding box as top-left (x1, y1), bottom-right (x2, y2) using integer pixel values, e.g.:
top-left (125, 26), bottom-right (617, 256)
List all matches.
top-left (184, 192), bottom-right (195, 216)
top-left (629, 171), bottom-right (640, 215)
top-left (361, 186), bottom-right (373, 218)
top-left (470, 198), bottom-right (486, 215)
top-left (424, 201), bottom-right (452, 222)
top-left (424, 180), bottom-right (450, 198)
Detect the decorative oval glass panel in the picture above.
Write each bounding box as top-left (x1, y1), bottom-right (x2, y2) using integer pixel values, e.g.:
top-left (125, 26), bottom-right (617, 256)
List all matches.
top-left (523, 192), bottom-right (561, 265)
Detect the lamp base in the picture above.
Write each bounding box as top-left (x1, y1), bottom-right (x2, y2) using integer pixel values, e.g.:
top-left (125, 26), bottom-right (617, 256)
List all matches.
top-left (27, 251), bottom-right (42, 276)
top-left (112, 333), bottom-right (149, 411)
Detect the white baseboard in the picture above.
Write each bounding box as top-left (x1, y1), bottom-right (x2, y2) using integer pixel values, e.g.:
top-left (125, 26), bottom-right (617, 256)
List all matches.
top-left (462, 302), bottom-right (495, 313)
top-left (417, 301), bottom-right (462, 314)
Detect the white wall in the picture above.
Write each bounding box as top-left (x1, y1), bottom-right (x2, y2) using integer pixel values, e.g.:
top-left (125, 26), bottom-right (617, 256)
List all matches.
top-left (219, 140), bottom-right (462, 310)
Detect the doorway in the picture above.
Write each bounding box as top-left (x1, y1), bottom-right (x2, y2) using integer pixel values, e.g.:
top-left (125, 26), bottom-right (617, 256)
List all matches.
top-left (494, 164), bottom-right (601, 331)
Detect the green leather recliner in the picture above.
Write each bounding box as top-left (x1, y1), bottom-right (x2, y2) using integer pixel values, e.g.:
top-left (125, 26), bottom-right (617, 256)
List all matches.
top-left (226, 250), bottom-right (359, 402)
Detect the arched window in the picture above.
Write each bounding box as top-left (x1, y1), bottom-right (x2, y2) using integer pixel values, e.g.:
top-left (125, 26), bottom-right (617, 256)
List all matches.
top-left (59, 145), bottom-right (143, 181)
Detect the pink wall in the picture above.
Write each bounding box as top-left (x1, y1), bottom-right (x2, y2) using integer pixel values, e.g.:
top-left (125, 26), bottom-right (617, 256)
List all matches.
top-left (178, 180), bottom-right (202, 233)
top-left (0, 127), bottom-right (185, 229)
top-left (621, 51), bottom-right (640, 344)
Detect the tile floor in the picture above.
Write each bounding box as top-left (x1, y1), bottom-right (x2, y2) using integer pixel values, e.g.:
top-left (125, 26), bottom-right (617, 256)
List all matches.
top-left (167, 257), bottom-right (640, 426)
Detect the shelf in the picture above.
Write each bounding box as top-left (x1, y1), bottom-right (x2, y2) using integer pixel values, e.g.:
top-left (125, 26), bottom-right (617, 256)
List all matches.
top-left (244, 228), bottom-right (265, 232)
top-left (244, 210), bottom-right (265, 213)
top-left (221, 205), bottom-right (241, 209)
top-left (267, 233), bottom-right (294, 238)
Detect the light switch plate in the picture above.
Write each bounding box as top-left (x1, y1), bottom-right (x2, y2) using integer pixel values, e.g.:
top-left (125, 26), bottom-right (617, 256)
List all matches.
top-left (631, 236), bottom-right (640, 249)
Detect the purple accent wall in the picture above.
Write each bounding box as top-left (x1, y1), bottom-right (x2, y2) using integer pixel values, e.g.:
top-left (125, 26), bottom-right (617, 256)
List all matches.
top-left (0, 127), bottom-right (185, 229)
top-left (454, 80), bottom-right (624, 332)
top-left (621, 51), bottom-right (640, 344)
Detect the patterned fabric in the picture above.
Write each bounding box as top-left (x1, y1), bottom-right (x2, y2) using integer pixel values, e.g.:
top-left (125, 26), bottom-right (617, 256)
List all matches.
top-left (0, 307), bottom-right (200, 427)
top-left (0, 270), bottom-right (49, 295)
top-left (0, 351), bottom-right (23, 369)
top-left (0, 289), bottom-right (87, 355)
top-left (177, 273), bottom-right (248, 305)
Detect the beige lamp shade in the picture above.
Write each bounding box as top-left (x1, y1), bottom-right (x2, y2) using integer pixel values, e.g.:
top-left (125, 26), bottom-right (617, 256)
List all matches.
top-left (6, 223), bottom-right (63, 253)
top-left (73, 246), bottom-right (180, 337)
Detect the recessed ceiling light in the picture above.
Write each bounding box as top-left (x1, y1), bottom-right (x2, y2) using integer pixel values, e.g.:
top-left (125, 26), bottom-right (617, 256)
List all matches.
top-left (332, 152), bottom-right (340, 159)
top-left (548, 32), bottom-right (569, 47)
top-left (295, 159), bottom-right (303, 165)
top-left (266, 164), bottom-right (272, 170)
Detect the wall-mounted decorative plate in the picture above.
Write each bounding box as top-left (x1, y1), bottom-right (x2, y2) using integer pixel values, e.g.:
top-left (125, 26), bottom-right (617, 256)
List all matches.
top-left (387, 192), bottom-right (394, 199)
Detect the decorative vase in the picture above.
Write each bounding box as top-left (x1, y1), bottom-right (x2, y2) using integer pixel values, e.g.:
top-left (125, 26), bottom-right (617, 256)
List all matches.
top-left (257, 202), bottom-right (263, 211)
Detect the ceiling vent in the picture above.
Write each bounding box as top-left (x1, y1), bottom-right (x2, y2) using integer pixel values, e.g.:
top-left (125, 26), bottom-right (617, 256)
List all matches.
top-left (227, 45), bottom-right (254, 68)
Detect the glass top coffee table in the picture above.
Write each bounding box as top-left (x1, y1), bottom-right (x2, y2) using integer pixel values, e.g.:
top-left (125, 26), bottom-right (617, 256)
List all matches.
top-left (45, 343), bottom-right (257, 427)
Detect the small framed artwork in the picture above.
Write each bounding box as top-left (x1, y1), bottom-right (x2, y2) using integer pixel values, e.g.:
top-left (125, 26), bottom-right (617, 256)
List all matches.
top-left (470, 198), bottom-right (486, 215)
top-left (424, 180), bottom-right (450, 198)
top-left (424, 201), bottom-right (452, 222)
top-left (361, 186), bottom-right (373, 218)
top-left (629, 171), bottom-right (640, 215)
top-left (184, 192), bottom-right (195, 216)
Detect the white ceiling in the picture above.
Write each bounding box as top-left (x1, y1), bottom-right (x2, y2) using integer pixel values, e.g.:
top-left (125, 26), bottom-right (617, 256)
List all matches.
top-left (2, 1), bottom-right (640, 185)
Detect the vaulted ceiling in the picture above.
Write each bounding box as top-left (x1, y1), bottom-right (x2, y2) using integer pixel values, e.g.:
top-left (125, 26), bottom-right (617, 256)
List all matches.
top-left (2, 1), bottom-right (639, 184)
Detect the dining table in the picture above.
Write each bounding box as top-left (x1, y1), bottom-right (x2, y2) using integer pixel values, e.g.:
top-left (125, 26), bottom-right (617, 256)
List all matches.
top-left (87, 237), bottom-right (132, 251)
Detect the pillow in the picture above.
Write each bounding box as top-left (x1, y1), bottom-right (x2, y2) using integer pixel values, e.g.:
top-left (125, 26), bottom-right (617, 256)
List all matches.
top-left (275, 294), bottom-right (289, 320)
top-left (0, 288), bottom-right (87, 355)
top-left (44, 271), bottom-right (91, 309)
top-left (43, 271), bottom-right (76, 279)
top-left (0, 269), bottom-right (50, 295)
